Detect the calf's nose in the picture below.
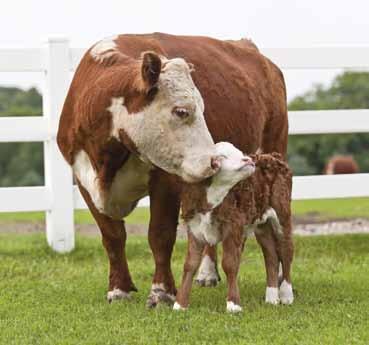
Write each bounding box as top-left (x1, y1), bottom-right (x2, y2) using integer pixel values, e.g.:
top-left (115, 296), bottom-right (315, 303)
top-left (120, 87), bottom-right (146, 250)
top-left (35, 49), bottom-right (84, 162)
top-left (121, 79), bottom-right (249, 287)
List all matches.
top-left (211, 156), bottom-right (221, 171)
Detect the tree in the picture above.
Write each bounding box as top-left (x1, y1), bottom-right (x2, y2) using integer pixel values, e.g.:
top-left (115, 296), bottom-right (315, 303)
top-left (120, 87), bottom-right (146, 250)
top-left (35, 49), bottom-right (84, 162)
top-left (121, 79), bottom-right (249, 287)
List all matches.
top-left (288, 72), bottom-right (369, 175)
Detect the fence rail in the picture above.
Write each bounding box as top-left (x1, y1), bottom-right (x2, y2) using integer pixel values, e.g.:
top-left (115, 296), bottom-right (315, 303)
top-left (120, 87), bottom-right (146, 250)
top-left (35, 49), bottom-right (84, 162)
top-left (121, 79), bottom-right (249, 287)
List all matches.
top-left (1, 38), bottom-right (369, 252)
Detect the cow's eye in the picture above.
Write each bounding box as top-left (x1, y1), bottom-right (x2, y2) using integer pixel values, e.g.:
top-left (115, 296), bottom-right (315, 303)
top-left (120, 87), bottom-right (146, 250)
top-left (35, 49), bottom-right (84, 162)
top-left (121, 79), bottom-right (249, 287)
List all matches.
top-left (172, 107), bottom-right (190, 119)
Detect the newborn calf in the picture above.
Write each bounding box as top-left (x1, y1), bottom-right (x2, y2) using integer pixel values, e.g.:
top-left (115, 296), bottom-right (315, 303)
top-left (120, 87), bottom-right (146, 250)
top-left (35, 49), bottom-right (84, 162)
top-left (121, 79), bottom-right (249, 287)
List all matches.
top-left (174, 142), bottom-right (294, 312)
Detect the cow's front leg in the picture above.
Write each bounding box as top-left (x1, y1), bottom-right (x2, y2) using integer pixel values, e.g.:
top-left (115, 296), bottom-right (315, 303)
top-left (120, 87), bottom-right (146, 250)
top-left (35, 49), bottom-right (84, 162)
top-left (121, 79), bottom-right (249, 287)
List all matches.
top-left (222, 235), bottom-right (243, 313)
top-left (146, 170), bottom-right (179, 308)
top-left (195, 244), bottom-right (221, 287)
top-left (77, 182), bottom-right (136, 302)
top-left (174, 232), bottom-right (205, 310)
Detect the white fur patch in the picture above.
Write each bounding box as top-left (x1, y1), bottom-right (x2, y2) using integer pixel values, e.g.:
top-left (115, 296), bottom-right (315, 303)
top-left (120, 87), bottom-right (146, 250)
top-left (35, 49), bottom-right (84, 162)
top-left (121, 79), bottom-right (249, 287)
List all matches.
top-left (73, 149), bottom-right (150, 219)
top-left (265, 286), bottom-right (280, 304)
top-left (279, 280), bottom-right (294, 305)
top-left (226, 301), bottom-right (243, 313)
top-left (173, 302), bottom-right (187, 311)
top-left (73, 150), bottom-right (104, 212)
top-left (188, 212), bottom-right (220, 245)
top-left (244, 208), bottom-right (283, 237)
top-left (107, 288), bottom-right (130, 301)
top-left (90, 35), bottom-right (118, 63)
top-left (195, 255), bottom-right (219, 283)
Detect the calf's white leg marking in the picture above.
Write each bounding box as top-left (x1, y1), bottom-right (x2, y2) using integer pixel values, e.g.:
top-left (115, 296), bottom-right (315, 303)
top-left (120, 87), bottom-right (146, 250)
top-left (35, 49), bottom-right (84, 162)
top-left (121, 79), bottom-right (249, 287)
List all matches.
top-left (226, 301), bottom-right (243, 313)
top-left (195, 255), bottom-right (220, 286)
top-left (279, 280), bottom-right (294, 304)
top-left (107, 288), bottom-right (130, 302)
top-left (265, 287), bottom-right (280, 304)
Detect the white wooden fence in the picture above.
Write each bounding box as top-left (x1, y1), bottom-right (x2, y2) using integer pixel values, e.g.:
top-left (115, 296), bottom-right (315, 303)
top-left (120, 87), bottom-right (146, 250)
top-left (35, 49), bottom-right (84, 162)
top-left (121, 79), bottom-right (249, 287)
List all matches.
top-left (1, 38), bottom-right (369, 253)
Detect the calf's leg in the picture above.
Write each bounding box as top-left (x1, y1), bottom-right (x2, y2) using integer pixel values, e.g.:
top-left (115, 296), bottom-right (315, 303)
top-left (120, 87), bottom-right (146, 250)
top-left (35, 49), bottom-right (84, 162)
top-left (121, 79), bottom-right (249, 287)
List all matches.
top-left (255, 223), bottom-right (280, 304)
top-left (195, 244), bottom-right (221, 287)
top-left (146, 170), bottom-right (179, 308)
top-left (77, 181), bottom-right (136, 302)
top-left (174, 233), bottom-right (205, 310)
top-left (222, 235), bottom-right (243, 313)
top-left (276, 220), bottom-right (294, 304)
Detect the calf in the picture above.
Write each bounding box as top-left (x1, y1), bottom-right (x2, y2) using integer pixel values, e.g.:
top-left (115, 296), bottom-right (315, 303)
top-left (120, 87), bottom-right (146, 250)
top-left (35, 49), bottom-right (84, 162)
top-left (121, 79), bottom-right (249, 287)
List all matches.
top-left (174, 142), bottom-right (294, 312)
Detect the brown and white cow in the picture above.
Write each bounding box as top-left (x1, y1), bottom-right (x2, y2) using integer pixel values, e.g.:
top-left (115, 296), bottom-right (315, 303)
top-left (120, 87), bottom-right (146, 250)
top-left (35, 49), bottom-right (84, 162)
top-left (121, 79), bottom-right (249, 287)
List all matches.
top-left (324, 155), bottom-right (359, 175)
top-left (176, 142), bottom-right (293, 312)
top-left (57, 33), bottom-right (288, 306)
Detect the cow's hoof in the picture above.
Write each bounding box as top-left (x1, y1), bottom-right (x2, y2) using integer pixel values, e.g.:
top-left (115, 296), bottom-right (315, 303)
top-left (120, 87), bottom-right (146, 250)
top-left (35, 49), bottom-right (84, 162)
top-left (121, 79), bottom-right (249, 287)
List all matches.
top-left (195, 255), bottom-right (221, 287)
top-left (279, 280), bottom-right (294, 305)
top-left (173, 301), bottom-right (187, 311)
top-left (265, 287), bottom-right (280, 305)
top-left (107, 288), bottom-right (131, 303)
top-left (226, 301), bottom-right (243, 313)
top-left (146, 288), bottom-right (175, 308)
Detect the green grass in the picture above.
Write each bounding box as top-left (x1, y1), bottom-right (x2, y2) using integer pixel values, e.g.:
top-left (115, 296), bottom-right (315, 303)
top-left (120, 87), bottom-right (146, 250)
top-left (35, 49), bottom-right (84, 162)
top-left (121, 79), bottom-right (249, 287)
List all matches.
top-left (0, 233), bottom-right (368, 344)
top-left (292, 197), bottom-right (369, 220)
top-left (0, 197), bottom-right (368, 225)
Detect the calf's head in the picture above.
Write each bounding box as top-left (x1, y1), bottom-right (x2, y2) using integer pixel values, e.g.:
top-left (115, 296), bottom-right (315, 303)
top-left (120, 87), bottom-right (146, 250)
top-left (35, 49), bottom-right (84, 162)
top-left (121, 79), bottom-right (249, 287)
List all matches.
top-left (212, 142), bottom-right (255, 189)
top-left (109, 52), bottom-right (219, 182)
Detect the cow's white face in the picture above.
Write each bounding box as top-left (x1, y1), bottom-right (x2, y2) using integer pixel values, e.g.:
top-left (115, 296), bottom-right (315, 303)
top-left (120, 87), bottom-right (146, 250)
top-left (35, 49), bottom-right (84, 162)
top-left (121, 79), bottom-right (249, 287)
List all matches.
top-left (108, 53), bottom-right (219, 182)
top-left (212, 142), bottom-right (255, 187)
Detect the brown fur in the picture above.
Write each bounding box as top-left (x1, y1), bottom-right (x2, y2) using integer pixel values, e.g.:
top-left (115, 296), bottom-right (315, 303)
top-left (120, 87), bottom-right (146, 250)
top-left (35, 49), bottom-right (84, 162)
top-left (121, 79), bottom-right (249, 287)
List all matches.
top-left (177, 154), bottom-right (294, 308)
top-left (324, 155), bottom-right (359, 174)
top-left (57, 33), bottom-right (288, 301)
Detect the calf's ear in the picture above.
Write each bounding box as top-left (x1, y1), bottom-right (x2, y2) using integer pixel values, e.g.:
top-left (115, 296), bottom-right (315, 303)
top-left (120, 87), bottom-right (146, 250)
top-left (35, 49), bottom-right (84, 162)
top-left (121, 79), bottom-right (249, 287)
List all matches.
top-left (141, 51), bottom-right (162, 91)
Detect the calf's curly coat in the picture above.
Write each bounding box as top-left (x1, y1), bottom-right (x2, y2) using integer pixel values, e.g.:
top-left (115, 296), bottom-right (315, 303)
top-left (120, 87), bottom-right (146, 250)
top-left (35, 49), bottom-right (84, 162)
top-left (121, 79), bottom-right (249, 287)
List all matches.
top-left (175, 151), bottom-right (294, 312)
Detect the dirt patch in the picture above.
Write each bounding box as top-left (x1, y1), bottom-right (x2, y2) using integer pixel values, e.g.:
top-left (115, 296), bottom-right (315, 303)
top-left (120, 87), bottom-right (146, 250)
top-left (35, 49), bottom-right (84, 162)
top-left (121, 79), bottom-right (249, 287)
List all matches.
top-left (0, 218), bottom-right (368, 237)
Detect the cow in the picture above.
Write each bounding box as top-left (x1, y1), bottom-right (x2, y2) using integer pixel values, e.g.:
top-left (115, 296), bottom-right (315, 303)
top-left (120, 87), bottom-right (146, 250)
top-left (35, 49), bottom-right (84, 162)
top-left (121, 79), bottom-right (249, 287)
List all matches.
top-left (57, 32), bottom-right (288, 307)
top-left (176, 142), bottom-right (293, 312)
top-left (324, 155), bottom-right (359, 175)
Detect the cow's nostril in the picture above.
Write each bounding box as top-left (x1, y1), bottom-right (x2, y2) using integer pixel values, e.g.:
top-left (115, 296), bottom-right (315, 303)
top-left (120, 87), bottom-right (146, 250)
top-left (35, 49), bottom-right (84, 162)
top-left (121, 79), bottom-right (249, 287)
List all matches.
top-left (211, 156), bottom-right (221, 170)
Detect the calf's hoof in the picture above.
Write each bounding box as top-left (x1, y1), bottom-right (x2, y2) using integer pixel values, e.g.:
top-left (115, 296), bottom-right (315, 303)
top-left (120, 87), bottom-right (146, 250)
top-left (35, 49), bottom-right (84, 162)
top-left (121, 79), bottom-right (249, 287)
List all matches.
top-left (265, 287), bottom-right (280, 305)
top-left (146, 285), bottom-right (175, 308)
top-left (195, 255), bottom-right (221, 287)
top-left (107, 288), bottom-right (131, 303)
top-left (226, 301), bottom-right (243, 313)
top-left (279, 280), bottom-right (294, 305)
top-left (173, 301), bottom-right (187, 311)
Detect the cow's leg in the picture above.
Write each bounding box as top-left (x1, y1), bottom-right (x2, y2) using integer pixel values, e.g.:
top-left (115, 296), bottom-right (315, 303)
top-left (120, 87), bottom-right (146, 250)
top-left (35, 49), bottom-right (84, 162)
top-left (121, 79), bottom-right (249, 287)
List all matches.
top-left (77, 181), bottom-right (136, 302)
top-left (195, 244), bottom-right (221, 287)
top-left (255, 223), bottom-right (280, 305)
top-left (146, 170), bottom-right (179, 308)
top-left (222, 235), bottom-right (243, 313)
top-left (174, 233), bottom-right (205, 310)
top-left (276, 220), bottom-right (294, 305)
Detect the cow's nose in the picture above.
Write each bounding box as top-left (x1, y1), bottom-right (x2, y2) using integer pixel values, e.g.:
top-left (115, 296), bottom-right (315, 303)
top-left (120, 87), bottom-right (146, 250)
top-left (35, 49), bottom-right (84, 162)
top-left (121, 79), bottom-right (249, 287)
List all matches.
top-left (211, 156), bottom-right (221, 170)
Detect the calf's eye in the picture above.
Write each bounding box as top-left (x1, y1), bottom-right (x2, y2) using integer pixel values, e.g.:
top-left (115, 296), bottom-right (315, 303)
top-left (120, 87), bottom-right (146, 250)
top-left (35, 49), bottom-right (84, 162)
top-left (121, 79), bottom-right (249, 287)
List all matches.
top-left (172, 107), bottom-right (190, 119)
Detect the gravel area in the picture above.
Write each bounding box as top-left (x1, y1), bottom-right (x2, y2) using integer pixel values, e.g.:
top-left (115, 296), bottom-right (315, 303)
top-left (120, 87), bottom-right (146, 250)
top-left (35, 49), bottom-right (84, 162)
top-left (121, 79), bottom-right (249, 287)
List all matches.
top-left (0, 218), bottom-right (368, 236)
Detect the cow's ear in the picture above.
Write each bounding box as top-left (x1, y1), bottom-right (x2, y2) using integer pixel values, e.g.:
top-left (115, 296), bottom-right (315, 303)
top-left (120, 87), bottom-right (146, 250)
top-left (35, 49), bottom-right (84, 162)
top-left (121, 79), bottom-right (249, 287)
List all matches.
top-left (141, 52), bottom-right (162, 91)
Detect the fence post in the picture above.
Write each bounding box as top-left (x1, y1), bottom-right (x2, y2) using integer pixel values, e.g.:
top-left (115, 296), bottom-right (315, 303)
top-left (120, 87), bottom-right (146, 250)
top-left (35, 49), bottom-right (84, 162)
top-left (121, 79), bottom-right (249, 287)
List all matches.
top-left (43, 37), bottom-right (74, 253)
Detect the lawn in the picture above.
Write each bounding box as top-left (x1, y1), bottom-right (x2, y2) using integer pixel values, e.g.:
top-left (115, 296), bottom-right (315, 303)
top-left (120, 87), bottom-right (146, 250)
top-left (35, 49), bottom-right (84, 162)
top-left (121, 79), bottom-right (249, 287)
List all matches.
top-left (0, 233), bottom-right (368, 344)
top-left (0, 197), bottom-right (368, 225)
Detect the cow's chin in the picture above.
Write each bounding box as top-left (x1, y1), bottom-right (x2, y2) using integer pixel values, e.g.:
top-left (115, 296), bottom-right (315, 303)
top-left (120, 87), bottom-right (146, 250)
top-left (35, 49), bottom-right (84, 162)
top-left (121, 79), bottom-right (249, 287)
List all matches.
top-left (180, 167), bottom-right (217, 184)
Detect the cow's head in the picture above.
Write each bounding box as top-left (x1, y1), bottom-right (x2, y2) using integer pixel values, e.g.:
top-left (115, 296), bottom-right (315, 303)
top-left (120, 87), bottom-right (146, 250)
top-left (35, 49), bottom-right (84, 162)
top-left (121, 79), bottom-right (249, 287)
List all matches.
top-left (109, 52), bottom-right (219, 182)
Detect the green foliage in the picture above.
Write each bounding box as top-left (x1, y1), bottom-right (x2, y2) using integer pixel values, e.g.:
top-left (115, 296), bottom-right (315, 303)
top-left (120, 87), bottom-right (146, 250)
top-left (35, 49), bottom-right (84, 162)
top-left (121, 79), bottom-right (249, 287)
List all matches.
top-left (0, 233), bottom-right (368, 344)
top-left (0, 87), bottom-right (43, 186)
top-left (288, 72), bottom-right (369, 175)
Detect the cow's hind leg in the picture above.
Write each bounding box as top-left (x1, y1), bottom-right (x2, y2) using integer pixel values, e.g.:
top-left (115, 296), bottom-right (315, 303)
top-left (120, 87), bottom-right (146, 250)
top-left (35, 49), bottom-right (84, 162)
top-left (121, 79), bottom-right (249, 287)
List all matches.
top-left (195, 244), bottom-right (221, 287)
top-left (77, 182), bottom-right (136, 302)
top-left (255, 223), bottom-right (280, 305)
top-left (146, 170), bottom-right (179, 308)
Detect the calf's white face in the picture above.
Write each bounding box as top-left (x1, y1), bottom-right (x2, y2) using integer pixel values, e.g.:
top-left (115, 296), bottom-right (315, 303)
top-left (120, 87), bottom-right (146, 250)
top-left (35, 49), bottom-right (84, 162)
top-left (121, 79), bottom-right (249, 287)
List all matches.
top-left (213, 142), bottom-right (255, 187)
